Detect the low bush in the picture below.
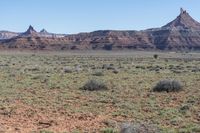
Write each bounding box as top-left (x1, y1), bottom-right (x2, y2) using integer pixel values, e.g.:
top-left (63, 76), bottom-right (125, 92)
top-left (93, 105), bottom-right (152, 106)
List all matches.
top-left (153, 79), bottom-right (183, 92)
top-left (80, 79), bottom-right (108, 91)
top-left (112, 68), bottom-right (120, 74)
top-left (120, 122), bottom-right (160, 133)
top-left (92, 71), bottom-right (104, 76)
top-left (63, 66), bottom-right (73, 73)
top-left (153, 54), bottom-right (158, 59)
top-left (102, 64), bottom-right (115, 70)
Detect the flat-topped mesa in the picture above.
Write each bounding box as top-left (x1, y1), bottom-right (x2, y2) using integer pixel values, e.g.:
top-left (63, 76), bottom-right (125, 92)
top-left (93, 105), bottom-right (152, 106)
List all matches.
top-left (162, 8), bottom-right (200, 30)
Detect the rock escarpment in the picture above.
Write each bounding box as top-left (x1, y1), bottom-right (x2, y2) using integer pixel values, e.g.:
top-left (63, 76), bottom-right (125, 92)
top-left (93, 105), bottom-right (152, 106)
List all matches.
top-left (1, 8), bottom-right (200, 51)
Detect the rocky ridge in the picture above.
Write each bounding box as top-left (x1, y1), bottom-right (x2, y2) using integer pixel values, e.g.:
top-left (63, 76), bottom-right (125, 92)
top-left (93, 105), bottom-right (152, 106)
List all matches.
top-left (0, 8), bottom-right (200, 51)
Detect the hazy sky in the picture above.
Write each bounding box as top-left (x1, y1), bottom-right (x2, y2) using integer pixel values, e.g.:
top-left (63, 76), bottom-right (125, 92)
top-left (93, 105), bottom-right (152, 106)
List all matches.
top-left (0, 0), bottom-right (200, 34)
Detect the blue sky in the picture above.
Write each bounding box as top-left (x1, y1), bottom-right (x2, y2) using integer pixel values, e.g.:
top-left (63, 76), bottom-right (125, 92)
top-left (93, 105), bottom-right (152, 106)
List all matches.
top-left (0, 0), bottom-right (199, 34)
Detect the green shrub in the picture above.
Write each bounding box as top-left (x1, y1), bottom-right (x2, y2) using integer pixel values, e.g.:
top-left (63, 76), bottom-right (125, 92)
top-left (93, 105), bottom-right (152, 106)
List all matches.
top-left (153, 79), bottom-right (183, 92)
top-left (102, 64), bottom-right (115, 70)
top-left (93, 71), bottom-right (104, 76)
top-left (112, 68), bottom-right (120, 74)
top-left (80, 79), bottom-right (108, 91)
top-left (63, 66), bottom-right (73, 73)
top-left (153, 54), bottom-right (158, 59)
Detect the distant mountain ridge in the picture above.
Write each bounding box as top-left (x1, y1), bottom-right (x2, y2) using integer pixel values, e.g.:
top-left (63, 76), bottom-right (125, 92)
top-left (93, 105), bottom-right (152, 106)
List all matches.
top-left (0, 25), bottom-right (66, 40)
top-left (1, 8), bottom-right (200, 51)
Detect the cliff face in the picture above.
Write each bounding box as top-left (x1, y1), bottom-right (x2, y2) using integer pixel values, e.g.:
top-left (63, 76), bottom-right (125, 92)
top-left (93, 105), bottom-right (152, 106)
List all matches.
top-left (63, 30), bottom-right (155, 50)
top-left (1, 8), bottom-right (200, 51)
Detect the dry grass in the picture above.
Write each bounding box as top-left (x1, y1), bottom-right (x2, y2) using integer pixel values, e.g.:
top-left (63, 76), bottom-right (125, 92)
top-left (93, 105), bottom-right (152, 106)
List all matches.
top-left (0, 51), bottom-right (199, 132)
